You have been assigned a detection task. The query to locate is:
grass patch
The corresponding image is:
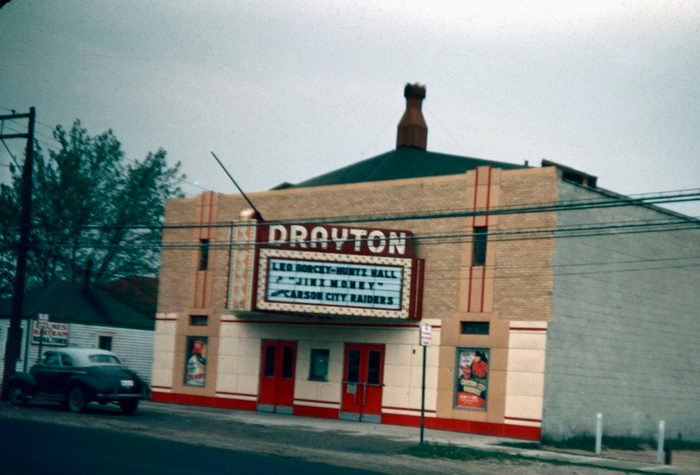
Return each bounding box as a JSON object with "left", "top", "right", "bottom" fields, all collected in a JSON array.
[
  {"left": 666, "top": 439, "right": 700, "bottom": 450},
  {"left": 403, "top": 442, "right": 667, "bottom": 474},
  {"left": 499, "top": 435, "right": 700, "bottom": 453},
  {"left": 403, "top": 443, "right": 521, "bottom": 463}
]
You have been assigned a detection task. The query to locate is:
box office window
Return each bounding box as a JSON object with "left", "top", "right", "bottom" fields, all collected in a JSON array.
[
  {"left": 472, "top": 227, "right": 487, "bottom": 266},
  {"left": 460, "top": 321, "right": 490, "bottom": 335},
  {"left": 184, "top": 337, "right": 207, "bottom": 387},
  {"left": 189, "top": 315, "right": 208, "bottom": 326},
  {"left": 455, "top": 348, "right": 489, "bottom": 410},
  {"left": 309, "top": 349, "right": 329, "bottom": 381}
]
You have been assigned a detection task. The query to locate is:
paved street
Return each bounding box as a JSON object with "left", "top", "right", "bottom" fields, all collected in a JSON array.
[
  {"left": 0, "top": 400, "right": 688, "bottom": 474},
  {"left": 1, "top": 417, "right": 377, "bottom": 475}
]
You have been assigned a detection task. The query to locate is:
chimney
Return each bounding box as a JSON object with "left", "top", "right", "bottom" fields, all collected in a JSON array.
[{"left": 396, "top": 83, "right": 428, "bottom": 150}]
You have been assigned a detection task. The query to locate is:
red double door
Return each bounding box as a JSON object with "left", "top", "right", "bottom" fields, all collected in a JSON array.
[
  {"left": 340, "top": 343, "right": 385, "bottom": 423},
  {"left": 258, "top": 340, "right": 297, "bottom": 414}
]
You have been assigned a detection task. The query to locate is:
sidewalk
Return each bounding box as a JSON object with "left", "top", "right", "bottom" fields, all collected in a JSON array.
[{"left": 146, "top": 401, "right": 697, "bottom": 474}]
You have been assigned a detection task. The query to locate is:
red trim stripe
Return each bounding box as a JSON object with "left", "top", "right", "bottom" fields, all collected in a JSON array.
[
  {"left": 152, "top": 392, "right": 256, "bottom": 411},
  {"left": 294, "top": 398, "right": 339, "bottom": 405},
  {"left": 216, "top": 391, "right": 257, "bottom": 398},
  {"left": 152, "top": 392, "right": 541, "bottom": 441},
  {"left": 467, "top": 266, "right": 474, "bottom": 311},
  {"left": 471, "top": 167, "right": 479, "bottom": 228},
  {"left": 480, "top": 265, "right": 486, "bottom": 313},
  {"left": 480, "top": 166, "right": 492, "bottom": 313},
  {"left": 509, "top": 327, "right": 547, "bottom": 332},
  {"left": 484, "top": 166, "right": 492, "bottom": 227},
  {"left": 382, "top": 405, "right": 437, "bottom": 414},
  {"left": 505, "top": 416, "right": 542, "bottom": 423},
  {"left": 155, "top": 318, "right": 177, "bottom": 322},
  {"left": 382, "top": 413, "right": 540, "bottom": 440}
]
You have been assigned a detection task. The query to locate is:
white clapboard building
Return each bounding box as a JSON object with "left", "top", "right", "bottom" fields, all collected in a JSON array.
[{"left": 0, "top": 278, "right": 155, "bottom": 383}]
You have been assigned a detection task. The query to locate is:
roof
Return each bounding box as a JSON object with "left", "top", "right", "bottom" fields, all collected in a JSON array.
[
  {"left": 289, "top": 147, "right": 525, "bottom": 189},
  {"left": 42, "top": 347, "right": 121, "bottom": 366},
  {"left": 0, "top": 281, "right": 154, "bottom": 330},
  {"left": 100, "top": 276, "right": 158, "bottom": 316}
]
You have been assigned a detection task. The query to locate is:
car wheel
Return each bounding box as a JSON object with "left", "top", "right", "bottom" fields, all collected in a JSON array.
[
  {"left": 8, "top": 382, "right": 29, "bottom": 406},
  {"left": 67, "top": 386, "right": 88, "bottom": 413},
  {"left": 119, "top": 399, "right": 139, "bottom": 415}
]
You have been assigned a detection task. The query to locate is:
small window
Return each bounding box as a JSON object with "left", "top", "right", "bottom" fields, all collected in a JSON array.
[
  {"left": 472, "top": 227, "right": 487, "bottom": 266},
  {"left": 60, "top": 354, "right": 74, "bottom": 367},
  {"left": 263, "top": 346, "right": 276, "bottom": 378},
  {"left": 198, "top": 239, "right": 210, "bottom": 270},
  {"left": 89, "top": 354, "right": 121, "bottom": 365},
  {"left": 190, "top": 315, "right": 208, "bottom": 326},
  {"left": 43, "top": 353, "right": 60, "bottom": 366},
  {"left": 367, "top": 350, "right": 382, "bottom": 385},
  {"left": 461, "top": 321, "right": 490, "bottom": 335},
  {"left": 282, "top": 346, "right": 295, "bottom": 379},
  {"left": 98, "top": 335, "right": 113, "bottom": 351},
  {"left": 309, "top": 349, "right": 329, "bottom": 381},
  {"left": 347, "top": 349, "right": 360, "bottom": 383}
]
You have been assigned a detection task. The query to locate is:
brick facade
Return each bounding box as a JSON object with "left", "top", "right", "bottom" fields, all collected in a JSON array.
[{"left": 153, "top": 165, "right": 561, "bottom": 440}]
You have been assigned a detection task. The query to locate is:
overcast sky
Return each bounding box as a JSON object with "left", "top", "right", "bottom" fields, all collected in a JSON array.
[{"left": 1, "top": 0, "right": 698, "bottom": 216}]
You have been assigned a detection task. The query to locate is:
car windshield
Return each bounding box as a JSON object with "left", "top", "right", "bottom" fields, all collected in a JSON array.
[{"left": 88, "top": 354, "right": 122, "bottom": 365}]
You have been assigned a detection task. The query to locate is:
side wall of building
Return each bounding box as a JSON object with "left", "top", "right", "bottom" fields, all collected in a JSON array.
[
  {"left": 543, "top": 181, "right": 700, "bottom": 440},
  {"left": 0, "top": 320, "right": 153, "bottom": 382}
]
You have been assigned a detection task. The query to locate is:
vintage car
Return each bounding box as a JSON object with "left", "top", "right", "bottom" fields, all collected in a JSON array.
[{"left": 6, "top": 347, "right": 150, "bottom": 415}]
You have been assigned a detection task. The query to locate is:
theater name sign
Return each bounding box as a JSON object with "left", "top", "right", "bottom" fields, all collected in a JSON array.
[{"left": 253, "top": 224, "right": 424, "bottom": 319}]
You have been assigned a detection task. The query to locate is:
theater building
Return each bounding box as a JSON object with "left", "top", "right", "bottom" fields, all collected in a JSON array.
[{"left": 152, "top": 85, "right": 700, "bottom": 441}]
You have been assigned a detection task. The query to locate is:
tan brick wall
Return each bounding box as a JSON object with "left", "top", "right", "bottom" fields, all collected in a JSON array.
[
  {"left": 156, "top": 166, "right": 559, "bottom": 426},
  {"left": 494, "top": 167, "right": 558, "bottom": 322}
]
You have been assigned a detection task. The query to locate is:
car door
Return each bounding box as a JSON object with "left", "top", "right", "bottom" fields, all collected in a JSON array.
[
  {"left": 55, "top": 352, "right": 79, "bottom": 391},
  {"left": 31, "top": 352, "right": 63, "bottom": 397}
]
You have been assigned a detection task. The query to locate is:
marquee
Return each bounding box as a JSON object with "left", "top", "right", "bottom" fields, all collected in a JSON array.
[{"left": 251, "top": 224, "right": 424, "bottom": 319}]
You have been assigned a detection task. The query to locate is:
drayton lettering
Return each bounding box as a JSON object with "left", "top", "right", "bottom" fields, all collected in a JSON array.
[{"left": 264, "top": 224, "right": 411, "bottom": 257}]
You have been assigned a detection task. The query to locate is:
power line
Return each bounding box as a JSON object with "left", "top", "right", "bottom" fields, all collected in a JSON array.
[
  {"left": 3, "top": 189, "right": 698, "bottom": 233},
  {"left": 9, "top": 218, "right": 698, "bottom": 252}
]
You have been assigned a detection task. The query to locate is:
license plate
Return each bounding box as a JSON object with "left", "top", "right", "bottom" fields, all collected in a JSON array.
[{"left": 120, "top": 380, "right": 134, "bottom": 387}]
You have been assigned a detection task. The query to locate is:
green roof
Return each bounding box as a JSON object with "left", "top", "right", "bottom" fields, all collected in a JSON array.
[
  {"left": 290, "top": 147, "right": 525, "bottom": 189},
  {"left": 0, "top": 281, "right": 154, "bottom": 330}
]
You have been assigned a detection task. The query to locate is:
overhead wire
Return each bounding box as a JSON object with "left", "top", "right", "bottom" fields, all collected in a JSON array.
[{"left": 2, "top": 188, "right": 698, "bottom": 233}]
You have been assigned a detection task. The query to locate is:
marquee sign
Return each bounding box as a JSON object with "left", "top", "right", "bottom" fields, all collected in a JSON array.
[
  {"left": 261, "top": 223, "right": 413, "bottom": 257},
  {"left": 251, "top": 224, "right": 424, "bottom": 319}
]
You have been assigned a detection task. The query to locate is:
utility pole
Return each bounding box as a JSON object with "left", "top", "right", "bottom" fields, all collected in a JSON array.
[{"left": 1, "top": 107, "right": 35, "bottom": 397}]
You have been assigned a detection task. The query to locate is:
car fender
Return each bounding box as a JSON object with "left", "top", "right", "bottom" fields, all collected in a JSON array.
[
  {"left": 7, "top": 373, "right": 38, "bottom": 393},
  {"left": 65, "top": 375, "right": 98, "bottom": 398}
]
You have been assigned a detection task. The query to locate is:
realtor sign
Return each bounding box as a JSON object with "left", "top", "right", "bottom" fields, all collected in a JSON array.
[
  {"left": 32, "top": 321, "right": 69, "bottom": 346},
  {"left": 252, "top": 224, "right": 424, "bottom": 319}
]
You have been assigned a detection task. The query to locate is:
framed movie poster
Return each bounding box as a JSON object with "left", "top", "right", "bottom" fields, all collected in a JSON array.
[
  {"left": 184, "top": 337, "right": 208, "bottom": 387},
  {"left": 454, "top": 348, "right": 489, "bottom": 410}
]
